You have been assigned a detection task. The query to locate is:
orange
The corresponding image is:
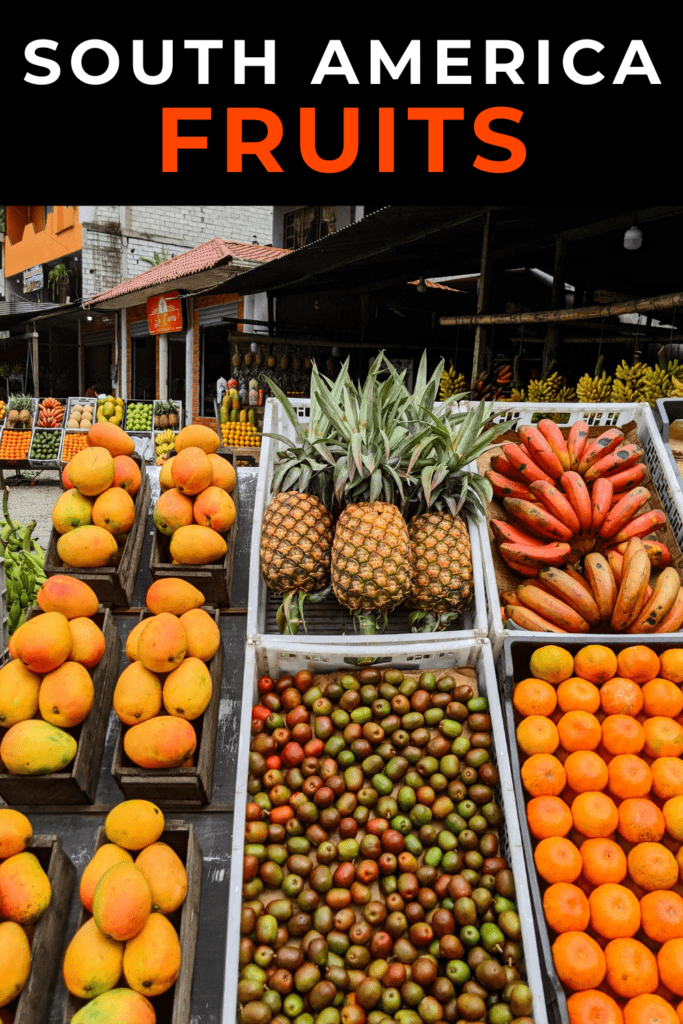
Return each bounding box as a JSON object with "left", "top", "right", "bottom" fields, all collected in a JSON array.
[
  {"left": 557, "top": 678, "right": 601, "bottom": 714},
  {"left": 607, "top": 754, "right": 653, "bottom": 799},
  {"left": 657, "top": 938, "right": 683, "bottom": 996},
  {"left": 513, "top": 677, "right": 558, "bottom": 717},
  {"left": 651, "top": 758, "right": 683, "bottom": 801},
  {"left": 574, "top": 645, "right": 618, "bottom": 685},
  {"left": 643, "top": 717, "right": 683, "bottom": 759},
  {"left": 617, "top": 646, "right": 661, "bottom": 685},
  {"left": 623, "top": 995, "right": 679, "bottom": 1024},
  {"left": 529, "top": 644, "right": 575, "bottom": 684},
  {"left": 543, "top": 881, "right": 590, "bottom": 933},
  {"left": 516, "top": 715, "right": 559, "bottom": 755},
  {"left": 659, "top": 650, "right": 683, "bottom": 684},
  {"left": 567, "top": 991, "right": 623, "bottom": 1024},
  {"left": 572, "top": 791, "right": 619, "bottom": 838},
  {"left": 617, "top": 798, "right": 665, "bottom": 844},
  {"left": 589, "top": 883, "right": 641, "bottom": 939},
  {"left": 527, "top": 795, "right": 573, "bottom": 839},
  {"left": 640, "top": 891, "right": 683, "bottom": 943},
  {"left": 627, "top": 842, "right": 679, "bottom": 892},
  {"left": 678, "top": 1002, "right": 683, "bottom": 1024},
  {"left": 641, "top": 678, "right": 683, "bottom": 719},
  {"left": 602, "top": 716, "right": 646, "bottom": 756},
  {"left": 552, "top": 931, "right": 606, "bottom": 991},
  {"left": 534, "top": 836, "right": 583, "bottom": 884},
  {"left": 600, "top": 677, "right": 644, "bottom": 717},
  {"left": 663, "top": 795, "right": 683, "bottom": 841},
  {"left": 521, "top": 753, "right": 567, "bottom": 797},
  {"left": 564, "top": 751, "right": 609, "bottom": 794},
  {"left": 604, "top": 938, "right": 658, "bottom": 999},
  {"left": 558, "top": 710, "right": 602, "bottom": 752},
  {"left": 581, "top": 838, "right": 628, "bottom": 886}
]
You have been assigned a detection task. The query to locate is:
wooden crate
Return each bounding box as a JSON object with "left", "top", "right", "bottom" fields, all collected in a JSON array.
[
  {"left": 44, "top": 459, "right": 150, "bottom": 607},
  {"left": 149, "top": 454, "right": 238, "bottom": 608},
  {"left": 111, "top": 609, "right": 223, "bottom": 807},
  {"left": 62, "top": 821, "right": 202, "bottom": 1024},
  {"left": 9, "top": 835, "right": 76, "bottom": 1024},
  {"left": 0, "top": 608, "right": 121, "bottom": 805}
]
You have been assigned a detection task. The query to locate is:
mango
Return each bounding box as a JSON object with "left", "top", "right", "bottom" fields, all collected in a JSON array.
[
  {"left": 0, "top": 661, "right": 41, "bottom": 726},
  {"left": 51, "top": 489, "right": 93, "bottom": 534},
  {"left": 0, "top": 851, "right": 51, "bottom": 925},
  {"left": 105, "top": 800, "right": 165, "bottom": 851},
  {"left": 12, "top": 610, "right": 72, "bottom": 673},
  {"left": 112, "top": 454, "right": 141, "bottom": 496},
  {"left": 125, "top": 619, "right": 148, "bottom": 662},
  {"left": 0, "top": 809, "right": 32, "bottom": 859},
  {"left": 113, "top": 663, "right": 162, "bottom": 725},
  {"left": 57, "top": 525, "right": 119, "bottom": 567},
  {"left": 134, "top": 842, "right": 188, "bottom": 914},
  {"left": 36, "top": 575, "right": 99, "bottom": 619},
  {"left": 87, "top": 422, "right": 135, "bottom": 458},
  {"left": 163, "top": 657, "right": 212, "bottom": 720},
  {"left": 38, "top": 661, "right": 94, "bottom": 728},
  {"left": 208, "top": 452, "right": 236, "bottom": 492},
  {"left": 93, "top": 862, "right": 152, "bottom": 941},
  {"left": 0, "top": 921, "right": 31, "bottom": 1007},
  {"left": 62, "top": 917, "right": 123, "bottom": 999},
  {"left": 68, "top": 617, "right": 106, "bottom": 669},
  {"left": 69, "top": 988, "right": 156, "bottom": 1024},
  {"left": 152, "top": 488, "right": 194, "bottom": 536},
  {"left": 124, "top": 716, "right": 197, "bottom": 769},
  {"left": 193, "top": 486, "right": 236, "bottom": 532},
  {"left": 175, "top": 423, "right": 220, "bottom": 454},
  {"left": 68, "top": 446, "right": 115, "bottom": 495},
  {"left": 145, "top": 578, "right": 204, "bottom": 616},
  {"left": 170, "top": 524, "right": 227, "bottom": 565},
  {"left": 92, "top": 486, "right": 136, "bottom": 536},
  {"left": 137, "top": 613, "right": 187, "bottom": 673},
  {"left": 123, "top": 912, "right": 181, "bottom": 997},
  {"left": 171, "top": 446, "right": 213, "bottom": 495},
  {"left": 0, "top": 720, "right": 77, "bottom": 775},
  {"left": 159, "top": 456, "right": 175, "bottom": 492},
  {"left": 178, "top": 608, "right": 221, "bottom": 662},
  {"left": 79, "top": 843, "right": 133, "bottom": 912},
  {"left": 62, "top": 463, "right": 75, "bottom": 490}
]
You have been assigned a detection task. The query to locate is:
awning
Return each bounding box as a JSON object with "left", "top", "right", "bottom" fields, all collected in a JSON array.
[{"left": 0, "top": 300, "right": 110, "bottom": 333}]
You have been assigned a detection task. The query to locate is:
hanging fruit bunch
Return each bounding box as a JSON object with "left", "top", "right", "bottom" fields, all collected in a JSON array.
[
  {"left": 438, "top": 363, "right": 469, "bottom": 400},
  {"left": 37, "top": 397, "right": 65, "bottom": 427}
]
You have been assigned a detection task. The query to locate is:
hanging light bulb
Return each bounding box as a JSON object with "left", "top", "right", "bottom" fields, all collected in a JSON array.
[
  {"left": 623, "top": 225, "right": 643, "bottom": 250},
  {"left": 417, "top": 275, "right": 427, "bottom": 293}
]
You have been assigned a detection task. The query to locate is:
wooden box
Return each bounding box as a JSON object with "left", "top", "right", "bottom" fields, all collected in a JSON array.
[
  {"left": 0, "top": 608, "right": 121, "bottom": 805},
  {"left": 62, "top": 821, "right": 202, "bottom": 1024},
  {"left": 111, "top": 609, "right": 223, "bottom": 807},
  {"left": 10, "top": 835, "right": 76, "bottom": 1024},
  {"left": 149, "top": 453, "right": 238, "bottom": 608},
  {"left": 44, "top": 458, "right": 150, "bottom": 608}
]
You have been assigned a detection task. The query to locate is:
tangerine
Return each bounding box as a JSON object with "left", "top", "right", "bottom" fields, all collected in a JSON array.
[
  {"left": 516, "top": 715, "right": 559, "bottom": 755},
  {"left": 618, "top": 798, "right": 665, "bottom": 844},
  {"left": 650, "top": 758, "right": 683, "bottom": 801},
  {"left": 604, "top": 938, "right": 658, "bottom": 999},
  {"left": 574, "top": 645, "right": 618, "bottom": 685},
  {"left": 623, "top": 995, "right": 679, "bottom": 1024},
  {"left": 552, "top": 931, "right": 606, "bottom": 991},
  {"left": 572, "top": 791, "right": 619, "bottom": 838},
  {"left": 558, "top": 710, "right": 602, "bottom": 752},
  {"left": 640, "top": 890, "right": 683, "bottom": 943},
  {"left": 589, "top": 883, "right": 641, "bottom": 939},
  {"left": 643, "top": 717, "right": 683, "bottom": 759},
  {"left": 627, "top": 842, "right": 679, "bottom": 892},
  {"left": 580, "top": 838, "right": 628, "bottom": 886},
  {"left": 657, "top": 938, "right": 683, "bottom": 996},
  {"left": 543, "top": 881, "right": 591, "bottom": 933},
  {"left": 513, "top": 677, "right": 558, "bottom": 717},
  {"left": 567, "top": 990, "right": 623, "bottom": 1024},
  {"left": 521, "top": 753, "right": 567, "bottom": 797},
  {"left": 557, "top": 678, "right": 602, "bottom": 714},
  {"left": 564, "top": 751, "right": 609, "bottom": 794},
  {"left": 641, "top": 679, "right": 683, "bottom": 719},
  {"left": 658, "top": 650, "right": 683, "bottom": 685},
  {"left": 534, "top": 836, "right": 583, "bottom": 884},
  {"left": 600, "top": 678, "right": 644, "bottom": 717},
  {"left": 616, "top": 647, "right": 661, "bottom": 685},
  {"left": 529, "top": 645, "right": 575, "bottom": 684},
  {"left": 607, "top": 754, "right": 653, "bottom": 800},
  {"left": 662, "top": 795, "right": 683, "bottom": 842},
  {"left": 527, "top": 795, "right": 573, "bottom": 839},
  {"left": 602, "top": 716, "right": 646, "bottom": 756}
]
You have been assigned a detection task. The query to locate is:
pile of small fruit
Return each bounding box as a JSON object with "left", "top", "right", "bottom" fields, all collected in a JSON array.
[
  {"left": 37, "top": 397, "right": 65, "bottom": 427},
  {"left": 96, "top": 395, "right": 125, "bottom": 426},
  {"left": 0, "top": 429, "right": 31, "bottom": 461},
  {"left": 66, "top": 401, "right": 94, "bottom": 430},
  {"left": 0, "top": 576, "right": 106, "bottom": 776},
  {"left": 239, "top": 663, "right": 534, "bottom": 1024},
  {"left": 513, "top": 643, "right": 683, "bottom": 1022},
  {"left": 30, "top": 429, "right": 61, "bottom": 461},
  {"left": 62, "top": 798, "right": 186, "bottom": 1021},
  {"left": 61, "top": 432, "right": 90, "bottom": 463},
  {"left": 0, "top": 400, "right": 5, "bottom": 421},
  {"left": 115, "top": 579, "right": 220, "bottom": 769},
  {"left": 154, "top": 428, "right": 177, "bottom": 465},
  {"left": 126, "top": 402, "right": 153, "bottom": 431},
  {"left": 221, "top": 419, "right": 261, "bottom": 448},
  {"left": 0, "top": 808, "right": 52, "bottom": 1008}
]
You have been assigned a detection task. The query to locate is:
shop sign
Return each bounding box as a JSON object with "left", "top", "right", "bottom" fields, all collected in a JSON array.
[
  {"left": 147, "top": 291, "right": 183, "bottom": 335},
  {"left": 23, "top": 264, "right": 43, "bottom": 293}
]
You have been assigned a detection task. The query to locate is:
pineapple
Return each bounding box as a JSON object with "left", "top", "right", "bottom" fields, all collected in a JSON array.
[
  {"left": 407, "top": 513, "right": 472, "bottom": 624},
  {"left": 8, "top": 394, "right": 34, "bottom": 430},
  {"left": 260, "top": 492, "right": 333, "bottom": 594}
]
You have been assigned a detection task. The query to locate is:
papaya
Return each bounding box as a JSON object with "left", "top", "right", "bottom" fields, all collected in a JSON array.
[
  {"left": 36, "top": 575, "right": 99, "bottom": 619},
  {"left": 67, "top": 446, "right": 116, "bottom": 495},
  {"left": 69, "top": 987, "right": 156, "bottom": 1024},
  {"left": 93, "top": 862, "right": 152, "bottom": 941},
  {"left": 92, "top": 486, "right": 136, "bottom": 536},
  {"left": 170, "top": 446, "right": 213, "bottom": 495},
  {"left": 170, "top": 524, "right": 227, "bottom": 565},
  {"left": 51, "top": 489, "right": 93, "bottom": 534},
  {"left": 57, "top": 524, "right": 119, "bottom": 567},
  {"left": 174, "top": 423, "right": 220, "bottom": 454},
  {"left": 193, "top": 486, "right": 236, "bottom": 532},
  {"left": 113, "top": 663, "right": 162, "bottom": 725},
  {"left": 208, "top": 452, "right": 236, "bottom": 492},
  {"left": 87, "top": 421, "right": 135, "bottom": 458},
  {"left": 178, "top": 608, "right": 221, "bottom": 662},
  {"left": 123, "top": 912, "right": 181, "bottom": 997},
  {"left": 12, "top": 610, "right": 72, "bottom": 673},
  {"left": 0, "top": 921, "right": 31, "bottom": 1007},
  {"left": 68, "top": 617, "right": 106, "bottom": 669},
  {"left": 0, "top": 660, "right": 41, "bottom": 727},
  {"left": 125, "top": 619, "right": 148, "bottom": 662},
  {"left": 38, "top": 661, "right": 94, "bottom": 728},
  {"left": 62, "top": 917, "right": 123, "bottom": 999},
  {"left": 162, "top": 657, "right": 212, "bottom": 720},
  {"left": 0, "top": 809, "right": 32, "bottom": 859},
  {"left": 152, "top": 488, "right": 194, "bottom": 536},
  {"left": 105, "top": 799, "right": 165, "bottom": 851},
  {"left": 0, "top": 851, "right": 51, "bottom": 925},
  {"left": 145, "top": 578, "right": 204, "bottom": 616},
  {"left": 112, "top": 454, "right": 141, "bottom": 496},
  {"left": 124, "top": 716, "right": 197, "bottom": 769},
  {"left": 79, "top": 843, "right": 133, "bottom": 913},
  {"left": 137, "top": 613, "right": 187, "bottom": 673},
  {"left": 0, "top": 720, "right": 77, "bottom": 775},
  {"left": 134, "top": 842, "right": 188, "bottom": 914}
]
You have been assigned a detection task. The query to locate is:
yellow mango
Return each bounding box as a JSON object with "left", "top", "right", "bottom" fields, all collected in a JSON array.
[
  {"left": 93, "top": 862, "right": 152, "bottom": 941},
  {"left": 136, "top": 613, "right": 187, "bottom": 673},
  {"left": 68, "top": 617, "right": 106, "bottom": 669},
  {"left": 175, "top": 424, "right": 220, "bottom": 454},
  {"left": 67, "top": 446, "right": 115, "bottom": 495},
  {"left": 134, "top": 842, "right": 188, "bottom": 914},
  {"left": 0, "top": 809, "right": 32, "bottom": 859},
  {"left": 0, "top": 720, "right": 77, "bottom": 775},
  {"left": 159, "top": 456, "right": 175, "bottom": 491},
  {"left": 79, "top": 843, "right": 133, "bottom": 913},
  {"left": 145, "top": 578, "right": 205, "bottom": 616},
  {"left": 178, "top": 608, "right": 221, "bottom": 662},
  {"left": 38, "top": 661, "right": 94, "bottom": 728},
  {"left": 51, "top": 489, "right": 93, "bottom": 534},
  {"left": 57, "top": 525, "right": 118, "bottom": 568},
  {"left": 92, "top": 486, "right": 136, "bottom": 536},
  {"left": 70, "top": 988, "right": 156, "bottom": 1024},
  {"left": 125, "top": 619, "right": 148, "bottom": 662},
  {"left": 0, "top": 851, "right": 51, "bottom": 925},
  {"left": 12, "top": 610, "right": 72, "bottom": 673},
  {"left": 62, "top": 917, "right": 123, "bottom": 999},
  {"left": 113, "top": 663, "right": 162, "bottom": 725},
  {"left": 123, "top": 912, "right": 181, "bottom": 997},
  {"left": 124, "top": 716, "right": 197, "bottom": 769},
  {"left": 105, "top": 800, "right": 165, "bottom": 851},
  {"left": 170, "top": 524, "right": 227, "bottom": 565},
  {"left": 0, "top": 921, "right": 31, "bottom": 1007},
  {"left": 0, "top": 661, "right": 41, "bottom": 727},
  {"left": 163, "top": 657, "right": 212, "bottom": 720},
  {"left": 37, "top": 575, "right": 99, "bottom": 619}
]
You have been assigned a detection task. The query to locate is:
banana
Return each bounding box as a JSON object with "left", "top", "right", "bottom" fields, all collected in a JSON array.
[
  {"left": 499, "top": 541, "right": 572, "bottom": 568},
  {"left": 528, "top": 481, "right": 581, "bottom": 535},
  {"left": 578, "top": 429, "right": 625, "bottom": 475},
  {"left": 516, "top": 584, "right": 591, "bottom": 632},
  {"left": 654, "top": 590, "right": 683, "bottom": 632},
  {"left": 537, "top": 567, "right": 602, "bottom": 627},
  {"left": 537, "top": 419, "right": 570, "bottom": 471},
  {"left": 611, "top": 509, "right": 667, "bottom": 545},
  {"left": 611, "top": 547, "right": 652, "bottom": 631},
  {"left": 560, "top": 472, "right": 592, "bottom": 534},
  {"left": 583, "top": 444, "right": 643, "bottom": 483},
  {"left": 504, "top": 604, "right": 567, "bottom": 633},
  {"left": 567, "top": 420, "right": 590, "bottom": 472},
  {"left": 502, "top": 497, "right": 574, "bottom": 542},
  {"left": 590, "top": 477, "right": 614, "bottom": 536},
  {"left": 627, "top": 567, "right": 681, "bottom": 633},
  {"left": 584, "top": 552, "right": 618, "bottom": 626},
  {"left": 599, "top": 487, "right": 651, "bottom": 540}
]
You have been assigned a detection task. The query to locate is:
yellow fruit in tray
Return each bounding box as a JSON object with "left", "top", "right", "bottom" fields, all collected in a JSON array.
[
  {"left": 62, "top": 917, "right": 124, "bottom": 999},
  {"left": 171, "top": 447, "right": 213, "bottom": 495},
  {"left": 145, "top": 578, "right": 205, "bottom": 617},
  {"left": 12, "top": 610, "right": 72, "bottom": 673},
  {"left": 159, "top": 456, "right": 175, "bottom": 491},
  {"left": 105, "top": 799, "right": 165, "bottom": 851},
  {"left": 208, "top": 453, "right": 236, "bottom": 492},
  {"left": 175, "top": 424, "right": 220, "bottom": 454},
  {"left": 170, "top": 524, "right": 227, "bottom": 565},
  {"left": 113, "top": 663, "right": 162, "bottom": 725},
  {"left": 68, "top": 617, "right": 106, "bottom": 669},
  {"left": 136, "top": 614, "right": 187, "bottom": 673},
  {"left": 0, "top": 719, "right": 77, "bottom": 775},
  {"left": 0, "top": 809, "right": 32, "bottom": 859},
  {"left": 153, "top": 488, "right": 194, "bottom": 536},
  {"left": 79, "top": 843, "right": 133, "bottom": 912},
  {"left": 57, "top": 525, "right": 119, "bottom": 567},
  {"left": 125, "top": 619, "right": 148, "bottom": 662},
  {"left": 123, "top": 913, "right": 181, "bottom": 997},
  {"left": 178, "top": 608, "right": 221, "bottom": 662},
  {"left": 134, "top": 843, "right": 187, "bottom": 914},
  {"left": 68, "top": 446, "right": 115, "bottom": 495},
  {"left": 52, "top": 489, "right": 93, "bottom": 534},
  {"left": 38, "top": 661, "right": 94, "bottom": 728},
  {"left": 0, "top": 661, "right": 41, "bottom": 727},
  {"left": 69, "top": 988, "right": 156, "bottom": 1024},
  {"left": 193, "top": 486, "right": 236, "bottom": 532},
  {"left": 87, "top": 421, "right": 135, "bottom": 457},
  {"left": 92, "top": 487, "right": 136, "bottom": 536},
  {"left": 112, "top": 454, "right": 141, "bottom": 496},
  {"left": 93, "top": 863, "right": 152, "bottom": 941},
  {"left": 0, "top": 921, "right": 31, "bottom": 1007},
  {"left": 162, "top": 657, "right": 212, "bottom": 720},
  {"left": 36, "top": 575, "right": 99, "bottom": 619},
  {"left": 0, "top": 851, "right": 51, "bottom": 925},
  {"left": 124, "top": 716, "right": 197, "bottom": 769}
]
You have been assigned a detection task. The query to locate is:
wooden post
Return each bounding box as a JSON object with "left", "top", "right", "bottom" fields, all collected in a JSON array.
[
  {"left": 471, "top": 211, "right": 494, "bottom": 387},
  {"left": 29, "top": 330, "right": 39, "bottom": 397},
  {"left": 542, "top": 238, "right": 566, "bottom": 378}
]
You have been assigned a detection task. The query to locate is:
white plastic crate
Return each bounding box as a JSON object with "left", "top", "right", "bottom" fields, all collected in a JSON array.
[
  {"left": 472, "top": 402, "right": 683, "bottom": 657},
  {"left": 247, "top": 397, "right": 488, "bottom": 646},
  {"left": 224, "top": 635, "right": 547, "bottom": 1024}
]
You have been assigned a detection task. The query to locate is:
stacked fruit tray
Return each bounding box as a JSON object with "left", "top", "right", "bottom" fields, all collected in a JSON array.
[{"left": 28, "top": 428, "right": 62, "bottom": 468}]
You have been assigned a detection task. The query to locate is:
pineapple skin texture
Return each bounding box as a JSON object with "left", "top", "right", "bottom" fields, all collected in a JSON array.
[
  {"left": 260, "top": 492, "right": 333, "bottom": 593},
  {"left": 331, "top": 502, "right": 412, "bottom": 613},
  {"left": 407, "top": 512, "right": 473, "bottom": 615}
]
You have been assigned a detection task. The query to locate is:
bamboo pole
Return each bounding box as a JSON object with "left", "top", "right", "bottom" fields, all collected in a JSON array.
[{"left": 441, "top": 290, "right": 683, "bottom": 327}]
